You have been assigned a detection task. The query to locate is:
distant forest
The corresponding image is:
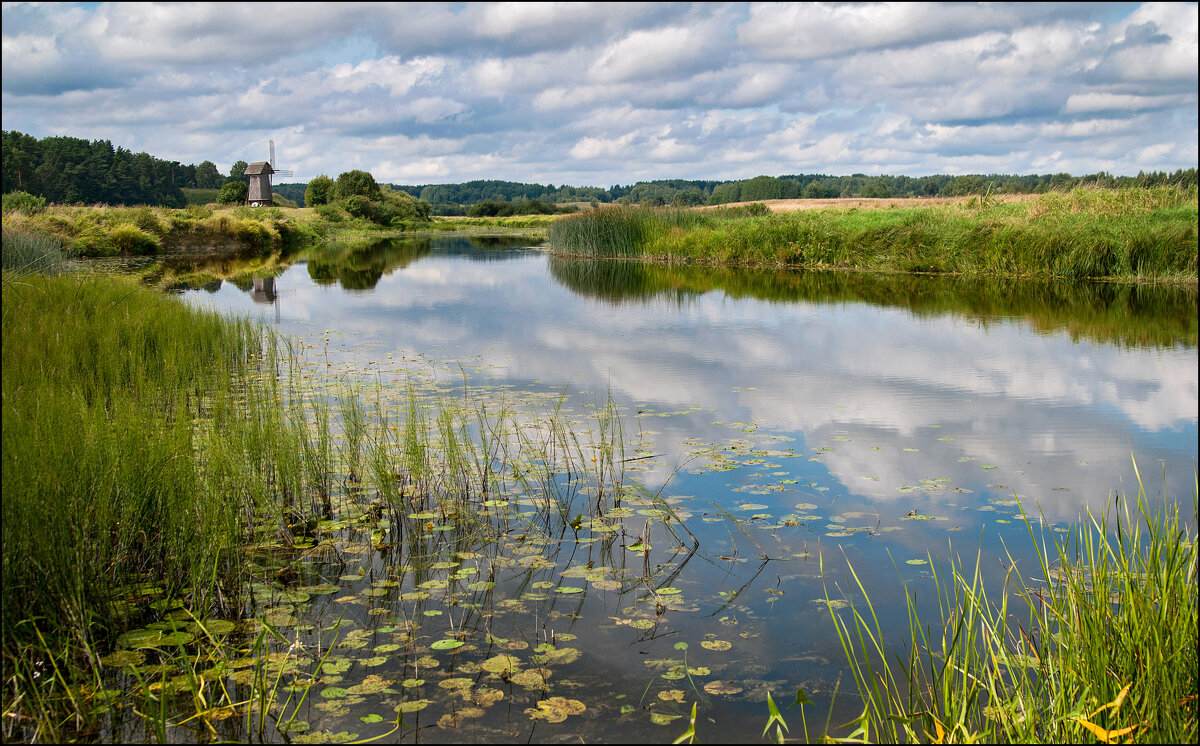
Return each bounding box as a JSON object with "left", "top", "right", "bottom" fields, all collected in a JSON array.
[{"left": 4, "top": 130, "right": 1196, "bottom": 213}]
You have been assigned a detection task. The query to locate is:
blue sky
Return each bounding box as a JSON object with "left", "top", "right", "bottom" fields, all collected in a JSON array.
[{"left": 2, "top": 2, "right": 1196, "bottom": 187}]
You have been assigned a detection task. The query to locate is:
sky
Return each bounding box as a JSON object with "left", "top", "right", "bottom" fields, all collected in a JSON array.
[{"left": 2, "top": 2, "right": 1197, "bottom": 188}]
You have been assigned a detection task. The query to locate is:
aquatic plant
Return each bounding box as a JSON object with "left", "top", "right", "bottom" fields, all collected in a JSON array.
[
  {"left": 1, "top": 226, "right": 73, "bottom": 278},
  {"left": 826, "top": 465, "right": 1198, "bottom": 743}
]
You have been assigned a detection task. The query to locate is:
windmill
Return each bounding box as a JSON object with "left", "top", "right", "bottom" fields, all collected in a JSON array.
[{"left": 246, "top": 140, "right": 294, "bottom": 207}]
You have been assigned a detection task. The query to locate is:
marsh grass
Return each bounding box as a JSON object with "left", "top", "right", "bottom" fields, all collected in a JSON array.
[
  {"left": 2, "top": 269, "right": 666, "bottom": 741},
  {"left": 546, "top": 186, "right": 1198, "bottom": 281},
  {"left": 827, "top": 466, "right": 1198, "bottom": 743},
  {"left": 2, "top": 226, "right": 75, "bottom": 278},
  {"left": 2, "top": 203, "right": 325, "bottom": 257}
]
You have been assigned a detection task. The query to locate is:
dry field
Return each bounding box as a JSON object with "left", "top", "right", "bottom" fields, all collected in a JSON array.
[{"left": 700, "top": 194, "right": 1040, "bottom": 213}]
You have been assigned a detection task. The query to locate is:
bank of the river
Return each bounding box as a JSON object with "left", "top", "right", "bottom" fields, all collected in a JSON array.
[
  {"left": 547, "top": 186, "right": 1199, "bottom": 282},
  {"left": 0, "top": 200, "right": 564, "bottom": 263}
]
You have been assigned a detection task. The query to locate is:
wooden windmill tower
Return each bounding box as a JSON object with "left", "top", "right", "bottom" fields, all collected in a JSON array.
[{"left": 246, "top": 140, "right": 293, "bottom": 207}]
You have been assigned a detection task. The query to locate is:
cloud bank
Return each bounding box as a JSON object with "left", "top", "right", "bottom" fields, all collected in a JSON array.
[{"left": 2, "top": 2, "right": 1196, "bottom": 186}]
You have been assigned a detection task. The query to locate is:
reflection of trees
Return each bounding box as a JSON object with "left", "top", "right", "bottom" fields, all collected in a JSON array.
[
  {"left": 302, "top": 234, "right": 543, "bottom": 289},
  {"left": 548, "top": 257, "right": 1197, "bottom": 348},
  {"left": 304, "top": 237, "right": 432, "bottom": 291}
]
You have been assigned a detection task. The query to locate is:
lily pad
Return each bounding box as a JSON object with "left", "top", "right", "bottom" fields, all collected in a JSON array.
[
  {"left": 430, "top": 639, "right": 464, "bottom": 651},
  {"left": 704, "top": 680, "right": 744, "bottom": 695}
]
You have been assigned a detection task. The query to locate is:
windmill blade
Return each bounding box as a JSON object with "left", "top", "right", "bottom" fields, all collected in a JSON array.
[{"left": 269, "top": 140, "right": 276, "bottom": 169}]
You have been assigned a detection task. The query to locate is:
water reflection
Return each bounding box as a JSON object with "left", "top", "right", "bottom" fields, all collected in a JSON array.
[
  {"left": 548, "top": 257, "right": 1198, "bottom": 348},
  {"left": 170, "top": 234, "right": 1196, "bottom": 741}
]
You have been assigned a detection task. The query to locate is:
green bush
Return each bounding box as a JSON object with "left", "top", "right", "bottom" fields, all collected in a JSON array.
[
  {"left": 72, "top": 230, "right": 118, "bottom": 257},
  {"left": 305, "top": 175, "right": 335, "bottom": 207},
  {"left": 2, "top": 191, "right": 47, "bottom": 215},
  {"left": 335, "top": 170, "right": 381, "bottom": 201},
  {"left": 109, "top": 224, "right": 160, "bottom": 255},
  {"left": 314, "top": 203, "right": 344, "bottom": 222},
  {"left": 130, "top": 207, "right": 167, "bottom": 236},
  {"left": 217, "top": 181, "right": 248, "bottom": 205}
]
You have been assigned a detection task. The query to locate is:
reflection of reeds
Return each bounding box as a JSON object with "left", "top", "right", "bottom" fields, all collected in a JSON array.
[
  {"left": 547, "top": 255, "right": 1198, "bottom": 348},
  {"left": 827, "top": 467, "right": 1197, "bottom": 743}
]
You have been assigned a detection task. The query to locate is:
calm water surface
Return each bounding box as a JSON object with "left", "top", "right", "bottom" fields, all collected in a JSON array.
[{"left": 173, "top": 235, "right": 1196, "bottom": 743}]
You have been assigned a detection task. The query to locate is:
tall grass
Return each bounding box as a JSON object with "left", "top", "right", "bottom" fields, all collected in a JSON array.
[
  {"left": 2, "top": 227, "right": 74, "bottom": 277},
  {"left": 2, "top": 270, "right": 653, "bottom": 741},
  {"left": 546, "top": 186, "right": 1198, "bottom": 281},
  {"left": 827, "top": 466, "right": 1198, "bottom": 743}
]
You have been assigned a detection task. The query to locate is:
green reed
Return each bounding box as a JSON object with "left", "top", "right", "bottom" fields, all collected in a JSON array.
[
  {"left": 2, "top": 268, "right": 703, "bottom": 743},
  {"left": 546, "top": 187, "right": 1198, "bottom": 281},
  {"left": 2, "top": 227, "right": 74, "bottom": 278},
  {"left": 826, "top": 464, "right": 1197, "bottom": 743}
]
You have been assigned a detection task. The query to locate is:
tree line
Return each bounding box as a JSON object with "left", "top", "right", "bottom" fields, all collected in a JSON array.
[
  {"left": 4, "top": 129, "right": 1195, "bottom": 211},
  {"left": 0, "top": 130, "right": 275, "bottom": 208}
]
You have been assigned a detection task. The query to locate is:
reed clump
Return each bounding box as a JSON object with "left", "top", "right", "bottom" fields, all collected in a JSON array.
[
  {"left": 828, "top": 467, "right": 1198, "bottom": 743},
  {"left": 2, "top": 226, "right": 74, "bottom": 277},
  {"left": 546, "top": 186, "right": 1198, "bottom": 281}
]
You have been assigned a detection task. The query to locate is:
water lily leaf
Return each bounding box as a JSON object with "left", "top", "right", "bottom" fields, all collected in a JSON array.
[
  {"left": 394, "top": 699, "right": 431, "bottom": 713},
  {"left": 526, "top": 696, "right": 585, "bottom": 723},
  {"left": 347, "top": 675, "right": 391, "bottom": 695},
  {"left": 704, "top": 680, "right": 744, "bottom": 695},
  {"left": 659, "top": 689, "right": 685, "bottom": 703},
  {"left": 430, "top": 639, "right": 463, "bottom": 651},
  {"left": 906, "top": 559, "right": 929, "bottom": 565},
  {"left": 509, "top": 669, "right": 550, "bottom": 689},
  {"left": 438, "top": 677, "right": 474, "bottom": 691},
  {"left": 117, "top": 628, "right": 164, "bottom": 649},
  {"left": 700, "top": 640, "right": 732, "bottom": 651},
  {"left": 321, "top": 687, "right": 349, "bottom": 699},
  {"left": 650, "top": 712, "right": 683, "bottom": 725},
  {"left": 194, "top": 619, "right": 237, "bottom": 636},
  {"left": 359, "top": 714, "right": 384, "bottom": 724},
  {"left": 481, "top": 654, "right": 522, "bottom": 675},
  {"left": 100, "top": 650, "right": 145, "bottom": 667},
  {"left": 401, "top": 678, "right": 425, "bottom": 688},
  {"left": 535, "top": 647, "right": 580, "bottom": 666}
]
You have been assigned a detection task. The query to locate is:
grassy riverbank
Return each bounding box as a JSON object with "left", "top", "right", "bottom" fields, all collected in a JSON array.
[
  {"left": 828, "top": 475, "right": 1197, "bottom": 744},
  {"left": 547, "top": 186, "right": 1198, "bottom": 281},
  {"left": 2, "top": 203, "right": 329, "bottom": 256},
  {"left": 1, "top": 201, "right": 446, "bottom": 258}
]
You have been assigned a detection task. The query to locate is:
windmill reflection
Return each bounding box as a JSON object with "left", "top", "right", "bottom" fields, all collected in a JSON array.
[{"left": 250, "top": 276, "right": 280, "bottom": 323}]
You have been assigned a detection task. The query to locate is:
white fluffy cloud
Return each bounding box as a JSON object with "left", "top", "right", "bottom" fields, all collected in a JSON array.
[{"left": 2, "top": 2, "right": 1195, "bottom": 185}]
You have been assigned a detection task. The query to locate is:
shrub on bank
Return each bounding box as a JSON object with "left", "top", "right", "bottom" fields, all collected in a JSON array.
[{"left": 2, "top": 190, "right": 47, "bottom": 215}]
